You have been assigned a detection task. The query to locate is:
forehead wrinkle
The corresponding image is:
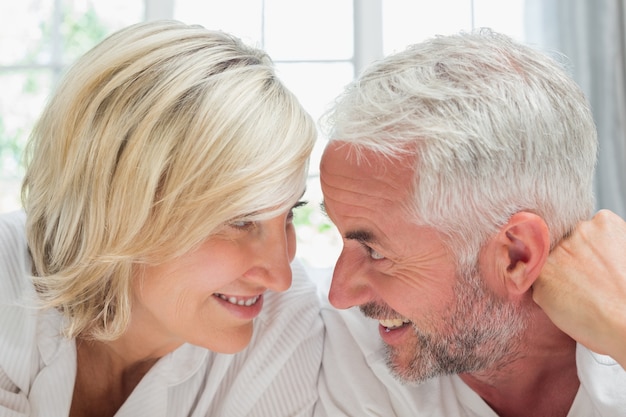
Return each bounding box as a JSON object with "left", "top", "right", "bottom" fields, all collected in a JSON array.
[
  {"left": 322, "top": 141, "right": 416, "bottom": 184},
  {"left": 321, "top": 176, "right": 403, "bottom": 217},
  {"left": 321, "top": 171, "right": 402, "bottom": 203}
]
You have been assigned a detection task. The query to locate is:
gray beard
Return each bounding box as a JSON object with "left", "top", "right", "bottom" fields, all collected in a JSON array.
[{"left": 361, "top": 264, "right": 529, "bottom": 383}]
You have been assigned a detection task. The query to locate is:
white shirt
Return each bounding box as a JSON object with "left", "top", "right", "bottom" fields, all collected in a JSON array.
[
  {"left": 0, "top": 211, "right": 323, "bottom": 417},
  {"left": 315, "top": 299, "right": 626, "bottom": 416}
]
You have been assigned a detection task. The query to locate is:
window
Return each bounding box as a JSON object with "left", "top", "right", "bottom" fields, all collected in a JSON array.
[
  {"left": 383, "top": 0, "right": 525, "bottom": 55},
  {"left": 0, "top": 0, "right": 524, "bottom": 269},
  {"left": 0, "top": 0, "right": 142, "bottom": 211}
]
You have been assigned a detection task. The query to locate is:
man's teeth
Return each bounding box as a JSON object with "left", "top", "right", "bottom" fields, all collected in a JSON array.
[
  {"left": 215, "top": 293, "right": 260, "bottom": 307},
  {"left": 379, "top": 318, "right": 411, "bottom": 329}
]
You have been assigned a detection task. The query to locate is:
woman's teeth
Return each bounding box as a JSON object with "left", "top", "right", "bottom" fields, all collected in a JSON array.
[
  {"left": 215, "top": 293, "right": 260, "bottom": 307},
  {"left": 379, "top": 318, "right": 411, "bottom": 330}
]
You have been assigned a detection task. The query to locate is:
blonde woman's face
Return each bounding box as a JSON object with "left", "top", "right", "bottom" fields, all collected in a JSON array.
[{"left": 130, "top": 205, "right": 300, "bottom": 354}]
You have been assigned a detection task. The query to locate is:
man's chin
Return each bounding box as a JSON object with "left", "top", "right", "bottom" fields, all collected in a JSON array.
[
  {"left": 383, "top": 344, "right": 441, "bottom": 384},
  {"left": 383, "top": 340, "right": 485, "bottom": 384}
]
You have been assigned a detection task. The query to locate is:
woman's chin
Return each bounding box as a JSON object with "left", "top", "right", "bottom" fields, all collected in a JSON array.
[{"left": 201, "top": 323, "right": 254, "bottom": 354}]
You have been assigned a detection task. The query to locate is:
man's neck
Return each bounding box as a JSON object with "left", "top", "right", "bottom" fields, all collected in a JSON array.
[{"left": 459, "top": 311, "right": 579, "bottom": 417}]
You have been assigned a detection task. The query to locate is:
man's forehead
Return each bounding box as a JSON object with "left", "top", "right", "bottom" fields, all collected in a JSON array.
[
  {"left": 320, "top": 141, "right": 416, "bottom": 181},
  {"left": 320, "top": 141, "right": 416, "bottom": 225}
]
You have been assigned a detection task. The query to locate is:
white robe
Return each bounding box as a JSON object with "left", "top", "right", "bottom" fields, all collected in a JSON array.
[
  {"left": 0, "top": 211, "right": 323, "bottom": 417},
  {"left": 315, "top": 293, "right": 626, "bottom": 416}
]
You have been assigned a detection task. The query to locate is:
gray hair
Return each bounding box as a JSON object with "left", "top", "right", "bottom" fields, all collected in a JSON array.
[{"left": 323, "top": 29, "right": 597, "bottom": 265}]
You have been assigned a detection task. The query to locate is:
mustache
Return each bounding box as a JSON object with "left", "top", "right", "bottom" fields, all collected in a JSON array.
[{"left": 360, "top": 302, "right": 404, "bottom": 320}]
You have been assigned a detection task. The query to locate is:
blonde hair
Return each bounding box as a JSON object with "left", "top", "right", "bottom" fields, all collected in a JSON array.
[{"left": 22, "top": 20, "right": 316, "bottom": 340}]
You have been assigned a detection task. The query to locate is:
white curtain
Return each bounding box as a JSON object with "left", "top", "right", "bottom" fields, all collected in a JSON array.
[{"left": 525, "top": 0, "right": 626, "bottom": 218}]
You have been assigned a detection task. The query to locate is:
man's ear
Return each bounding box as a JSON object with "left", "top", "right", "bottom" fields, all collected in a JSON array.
[{"left": 496, "top": 212, "right": 550, "bottom": 295}]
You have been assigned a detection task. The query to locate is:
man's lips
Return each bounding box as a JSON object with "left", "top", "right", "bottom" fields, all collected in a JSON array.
[{"left": 378, "top": 317, "right": 411, "bottom": 330}]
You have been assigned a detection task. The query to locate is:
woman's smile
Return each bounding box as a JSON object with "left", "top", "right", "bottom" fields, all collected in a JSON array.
[{"left": 213, "top": 292, "right": 265, "bottom": 320}]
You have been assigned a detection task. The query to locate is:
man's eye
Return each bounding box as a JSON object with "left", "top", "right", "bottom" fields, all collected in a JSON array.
[{"left": 367, "top": 246, "right": 385, "bottom": 260}]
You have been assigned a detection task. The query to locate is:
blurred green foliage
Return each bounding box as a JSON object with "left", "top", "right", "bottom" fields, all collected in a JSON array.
[
  {"left": 294, "top": 202, "right": 334, "bottom": 232},
  {"left": 0, "top": 5, "right": 108, "bottom": 177}
]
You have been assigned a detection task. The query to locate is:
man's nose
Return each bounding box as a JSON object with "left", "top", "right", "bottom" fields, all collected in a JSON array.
[{"left": 328, "top": 248, "right": 374, "bottom": 309}]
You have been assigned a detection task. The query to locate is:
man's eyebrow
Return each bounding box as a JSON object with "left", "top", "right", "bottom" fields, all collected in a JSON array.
[
  {"left": 319, "top": 201, "right": 377, "bottom": 244},
  {"left": 345, "top": 229, "right": 377, "bottom": 244}
]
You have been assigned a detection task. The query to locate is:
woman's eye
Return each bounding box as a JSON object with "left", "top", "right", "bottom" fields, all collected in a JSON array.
[
  {"left": 230, "top": 220, "right": 254, "bottom": 230},
  {"left": 287, "top": 200, "right": 308, "bottom": 222}
]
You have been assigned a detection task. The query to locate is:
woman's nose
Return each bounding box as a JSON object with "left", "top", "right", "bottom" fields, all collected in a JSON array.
[{"left": 246, "top": 216, "right": 295, "bottom": 292}]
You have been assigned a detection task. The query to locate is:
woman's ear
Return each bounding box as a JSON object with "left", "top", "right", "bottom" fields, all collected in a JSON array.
[{"left": 496, "top": 212, "right": 550, "bottom": 295}]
